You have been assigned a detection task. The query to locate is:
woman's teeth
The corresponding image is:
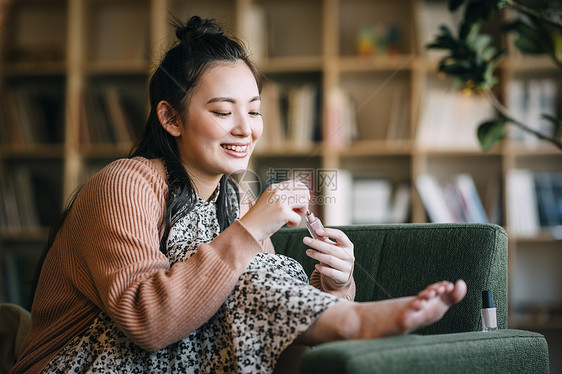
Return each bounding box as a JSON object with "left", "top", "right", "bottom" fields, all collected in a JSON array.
[{"left": 221, "top": 144, "right": 247, "bottom": 152}]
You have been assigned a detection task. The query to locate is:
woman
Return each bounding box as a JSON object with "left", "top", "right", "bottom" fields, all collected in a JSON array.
[{"left": 12, "top": 16, "right": 466, "bottom": 374}]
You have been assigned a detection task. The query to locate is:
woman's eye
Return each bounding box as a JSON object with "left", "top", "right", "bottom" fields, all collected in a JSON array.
[
  {"left": 249, "top": 111, "right": 261, "bottom": 117},
  {"left": 212, "top": 111, "right": 230, "bottom": 118}
]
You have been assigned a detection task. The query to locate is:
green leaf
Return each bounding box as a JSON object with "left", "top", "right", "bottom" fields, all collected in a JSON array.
[
  {"left": 507, "top": 20, "right": 546, "bottom": 55},
  {"left": 478, "top": 119, "right": 506, "bottom": 152},
  {"left": 542, "top": 114, "right": 562, "bottom": 136},
  {"left": 464, "top": 1, "right": 491, "bottom": 24},
  {"left": 465, "top": 22, "right": 482, "bottom": 46},
  {"left": 473, "top": 34, "right": 493, "bottom": 55},
  {"left": 449, "top": 0, "right": 466, "bottom": 12},
  {"left": 515, "top": 36, "right": 545, "bottom": 54}
]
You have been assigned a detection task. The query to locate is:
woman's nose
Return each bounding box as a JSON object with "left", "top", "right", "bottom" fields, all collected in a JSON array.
[{"left": 231, "top": 112, "right": 252, "bottom": 137}]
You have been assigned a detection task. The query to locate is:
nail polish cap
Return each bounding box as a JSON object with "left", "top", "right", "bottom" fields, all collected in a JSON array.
[{"left": 482, "top": 290, "right": 495, "bottom": 309}]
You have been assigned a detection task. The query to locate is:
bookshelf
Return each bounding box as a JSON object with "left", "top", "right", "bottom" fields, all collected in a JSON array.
[{"left": 0, "top": 0, "right": 561, "bottom": 339}]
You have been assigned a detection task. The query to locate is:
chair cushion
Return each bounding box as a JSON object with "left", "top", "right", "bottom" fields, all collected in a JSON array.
[{"left": 300, "top": 329, "right": 549, "bottom": 374}]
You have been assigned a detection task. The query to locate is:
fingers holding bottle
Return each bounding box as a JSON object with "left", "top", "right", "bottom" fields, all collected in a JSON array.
[
  {"left": 304, "top": 227, "right": 355, "bottom": 287},
  {"left": 265, "top": 180, "right": 310, "bottom": 226},
  {"left": 240, "top": 179, "right": 310, "bottom": 241}
]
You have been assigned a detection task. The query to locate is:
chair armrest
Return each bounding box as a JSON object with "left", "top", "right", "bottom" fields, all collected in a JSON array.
[
  {"left": 272, "top": 223, "right": 508, "bottom": 334},
  {"left": 299, "top": 329, "right": 549, "bottom": 374}
]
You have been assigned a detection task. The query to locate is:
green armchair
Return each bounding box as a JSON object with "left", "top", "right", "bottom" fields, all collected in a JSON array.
[{"left": 271, "top": 223, "right": 550, "bottom": 374}]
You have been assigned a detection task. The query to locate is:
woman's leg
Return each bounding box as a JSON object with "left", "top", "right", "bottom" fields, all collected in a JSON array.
[{"left": 294, "top": 280, "right": 467, "bottom": 345}]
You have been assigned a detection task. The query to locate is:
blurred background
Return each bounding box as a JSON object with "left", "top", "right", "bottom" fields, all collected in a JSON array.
[{"left": 0, "top": 0, "right": 561, "bottom": 371}]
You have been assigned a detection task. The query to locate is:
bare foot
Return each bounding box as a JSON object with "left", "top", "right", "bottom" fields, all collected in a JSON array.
[
  {"left": 353, "top": 279, "right": 467, "bottom": 339},
  {"left": 396, "top": 280, "right": 467, "bottom": 334},
  {"left": 295, "top": 280, "right": 467, "bottom": 345}
]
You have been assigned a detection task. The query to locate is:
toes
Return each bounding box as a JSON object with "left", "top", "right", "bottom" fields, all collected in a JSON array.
[
  {"left": 451, "top": 280, "right": 467, "bottom": 303},
  {"left": 409, "top": 298, "right": 424, "bottom": 311}
]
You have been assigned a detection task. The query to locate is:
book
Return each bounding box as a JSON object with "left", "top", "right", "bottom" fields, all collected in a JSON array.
[
  {"left": 323, "top": 169, "right": 353, "bottom": 226},
  {"left": 325, "top": 87, "right": 357, "bottom": 147},
  {"left": 416, "top": 88, "right": 495, "bottom": 150},
  {"left": 258, "top": 81, "right": 321, "bottom": 149},
  {"left": 105, "top": 88, "right": 136, "bottom": 144},
  {"left": 257, "top": 81, "right": 285, "bottom": 150},
  {"left": 81, "top": 87, "right": 141, "bottom": 145},
  {"left": 507, "top": 79, "right": 558, "bottom": 146},
  {"left": 454, "top": 173, "right": 489, "bottom": 223},
  {"left": 387, "top": 182, "right": 411, "bottom": 223},
  {"left": 386, "top": 85, "right": 409, "bottom": 142},
  {"left": 287, "top": 84, "right": 319, "bottom": 149},
  {"left": 506, "top": 79, "right": 527, "bottom": 141},
  {"left": 416, "top": 173, "right": 455, "bottom": 223},
  {"left": 352, "top": 177, "right": 392, "bottom": 224},
  {"left": 0, "top": 86, "right": 63, "bottom": 145},
  {"left": 506, "top": 169, "right": 540, "bottom": 237},
  {"left": 416, "top": 173, "right": 490, "bottom": 223}
]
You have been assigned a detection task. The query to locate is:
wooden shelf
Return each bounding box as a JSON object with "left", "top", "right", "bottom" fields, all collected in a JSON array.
[
  {"left": 253, "top": 144, "right": 324, "bottom": 157},
  {"left": 338, "top": 55, "right": 415, "bottom": 72},
  {"left": 1, "top": 0, "right": 561, "bottom": 333},
  {"left": 414, "top": 146, "right": 503, "bottom": 156},
  {"left": 505, "top": 142, "right": 562, "bottom": 156},
  {"left": 510, "top": 311, "right": 562, "bottom": 330},
  {"left": 339, "top": 140, "right": 414, "bottom": 156},
  {"left": 259, "top": 56, "right": 324, "bottom": 73},
  {"left": 0, "top": 144, "right": 65, "bottom": 158},
  {"left": 0, "top": 228, "right": 50, "bottom": 242},
  {"left": 0, "top": 61, "right": 67, "bottom": 76},
  {"left": 501, "top": 56, "right": 559, "bottom": 72},
  {"left": 510, "top": 229, "right": 562, "bottom": 243},
  {"left": 78, "top": 143, "right": 134, "bottom": 158},
  {"left": 82, "top": 60, "right": 150, "bottom": 76}
]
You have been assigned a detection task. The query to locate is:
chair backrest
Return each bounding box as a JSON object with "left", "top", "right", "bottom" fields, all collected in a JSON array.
[
  {"left": 0, "top": 303, "right": 31, "bottom": 373},
  {"left": 271, "top": 223, "right": 508, "bottom": 335}
]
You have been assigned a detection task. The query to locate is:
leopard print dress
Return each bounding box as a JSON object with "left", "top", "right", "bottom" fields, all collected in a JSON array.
[{"left": 43, "top": 184, "right": 339, "bottom": 373}]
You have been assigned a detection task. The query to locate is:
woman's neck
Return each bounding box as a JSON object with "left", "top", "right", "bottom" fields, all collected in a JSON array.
[{"left": 183, "top": 165, "right": 222, "bottom": 201}]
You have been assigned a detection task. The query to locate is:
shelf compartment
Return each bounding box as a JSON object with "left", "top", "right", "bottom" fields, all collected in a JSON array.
[
  {"left": 169, "top": 0, "right": 237, "bottom": 36},
  {"left": 79, "top": 75, "right": 148, "bottom": 148},
  {"left": 1, "top": 0, "right": 67, "bottom": 64},
  {"left": 257, "top": 0, "right": 323, "bottom": 59},
  {"left": 84, "top": 0, "right": 150, "bottom": 64},
  {"left": 510, "top": 242, "right": 562, "bottom": 328},
  {"left": 0, "top": 242, "right": 45, "bottom": 309},
  {"left": 339, "top": 70, "right": 412, "bottom": 143},
  {"left": 0, "top": 75, "right": 66, "bottom": 146},
  {"left": 338, "top": 0, "right": 415, "bottom": 58},
  {"left": 0, "top": 159, "right": 64, "bottom": 231}
]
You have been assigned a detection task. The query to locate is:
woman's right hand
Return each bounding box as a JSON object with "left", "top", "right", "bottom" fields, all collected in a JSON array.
[{"left": 239, "top": 180, "right": 310, "bottom": 242}]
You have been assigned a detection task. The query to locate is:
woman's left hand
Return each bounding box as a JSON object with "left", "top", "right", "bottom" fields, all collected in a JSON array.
[{"left": 303, "top": 227, "right": 355, "bottom": 288}]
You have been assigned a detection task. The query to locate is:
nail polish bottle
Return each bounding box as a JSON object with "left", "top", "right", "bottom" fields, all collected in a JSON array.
[
  {"left": 305, "top": 211, "right": 325, "bottom": 240},
  {"left": 481, "top": 290, "right": 498, "bottom": 332}
]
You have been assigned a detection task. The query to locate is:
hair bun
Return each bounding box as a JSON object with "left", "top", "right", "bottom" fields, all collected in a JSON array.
[{"left": 175, "top": 16, "right": 223, "bottom": 42}]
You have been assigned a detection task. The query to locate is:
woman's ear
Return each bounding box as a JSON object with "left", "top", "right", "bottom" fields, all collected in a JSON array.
[{"left": 157, "top": 101, "right": 182, "bottom": 137}]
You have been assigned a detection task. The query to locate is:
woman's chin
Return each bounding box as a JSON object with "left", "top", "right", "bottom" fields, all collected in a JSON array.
[{"left": 222, "top": 161, "right": 250, "bottom": 175}]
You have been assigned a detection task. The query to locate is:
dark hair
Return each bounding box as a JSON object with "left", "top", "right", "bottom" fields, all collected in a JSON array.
[
  {"left": 129, "top": 16, "right": 262, "bottom": 251},
  {"left": 31, "top": 16, "right": 259, "bottom": 306}
]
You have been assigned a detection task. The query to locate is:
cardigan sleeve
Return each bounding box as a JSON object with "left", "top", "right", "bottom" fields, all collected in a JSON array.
[{"left": 72, "top": 158, "right": 264, "bottom": 351}]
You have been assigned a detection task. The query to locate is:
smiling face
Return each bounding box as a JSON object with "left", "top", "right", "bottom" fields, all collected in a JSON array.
[{"left": 161, "top": 60, "right": 263, "bottom": 189}]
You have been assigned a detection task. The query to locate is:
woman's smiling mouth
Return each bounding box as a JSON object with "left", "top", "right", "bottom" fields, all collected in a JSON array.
[{"left": 221, "top": 144, "right": 249, "bottom": 157}]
